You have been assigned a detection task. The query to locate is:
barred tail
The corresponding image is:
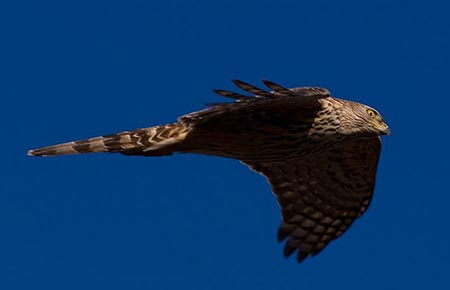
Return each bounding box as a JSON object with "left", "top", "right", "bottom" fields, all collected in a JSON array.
[{"left": 27, "top": 123, "right": 189, "bottom": 157}]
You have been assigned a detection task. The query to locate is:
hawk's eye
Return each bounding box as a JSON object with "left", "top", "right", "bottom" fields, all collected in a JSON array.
[{"left": 367, "top": 109, "right": 376, "bottom": 118}]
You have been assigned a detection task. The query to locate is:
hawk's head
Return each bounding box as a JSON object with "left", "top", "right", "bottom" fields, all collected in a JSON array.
[{"left": 340, "top": 101, "right": 390, "bottom": 136}]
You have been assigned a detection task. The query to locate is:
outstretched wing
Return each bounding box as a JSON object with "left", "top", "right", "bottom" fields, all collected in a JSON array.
[
  {"left": 179, "top": 80, "right": 330, "bottom": 126},
  {"left": 177, "top": 80, "right": 332, "bottom": 159},
  {"left": 242, "top": 136, "right": 381, "bottom": 262}
]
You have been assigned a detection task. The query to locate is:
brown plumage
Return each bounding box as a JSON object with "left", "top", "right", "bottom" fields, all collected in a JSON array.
[{"left": 28, "top": 79, "right": 390, "bottom": 262}]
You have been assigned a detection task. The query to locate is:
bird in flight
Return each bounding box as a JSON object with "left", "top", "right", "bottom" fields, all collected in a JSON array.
[{"left": 28, "top": 79, "right": 390, "bottom": 262}]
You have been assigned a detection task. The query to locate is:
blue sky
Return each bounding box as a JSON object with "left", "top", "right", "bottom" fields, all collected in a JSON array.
[{"left": 1, "top": 0, "right": 449, "bottom": 289}]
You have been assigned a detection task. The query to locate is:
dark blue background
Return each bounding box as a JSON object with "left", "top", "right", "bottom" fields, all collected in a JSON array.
[{"left": 2, "top": 1, "right": 449, "bottom": 289}]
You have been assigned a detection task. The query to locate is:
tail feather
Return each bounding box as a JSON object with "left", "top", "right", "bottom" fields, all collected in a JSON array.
[{"left": 28, "top": 123, "right": 189, "bottom": 157}]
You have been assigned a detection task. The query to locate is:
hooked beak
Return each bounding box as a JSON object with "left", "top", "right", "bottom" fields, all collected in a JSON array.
[{"left": 378, "top": 122, "right": 391, "bottom": 135}]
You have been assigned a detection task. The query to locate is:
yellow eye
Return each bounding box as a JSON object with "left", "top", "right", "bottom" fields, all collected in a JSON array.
[{"left": 367, "top": 109, "right": 376, "bottom": 118}]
